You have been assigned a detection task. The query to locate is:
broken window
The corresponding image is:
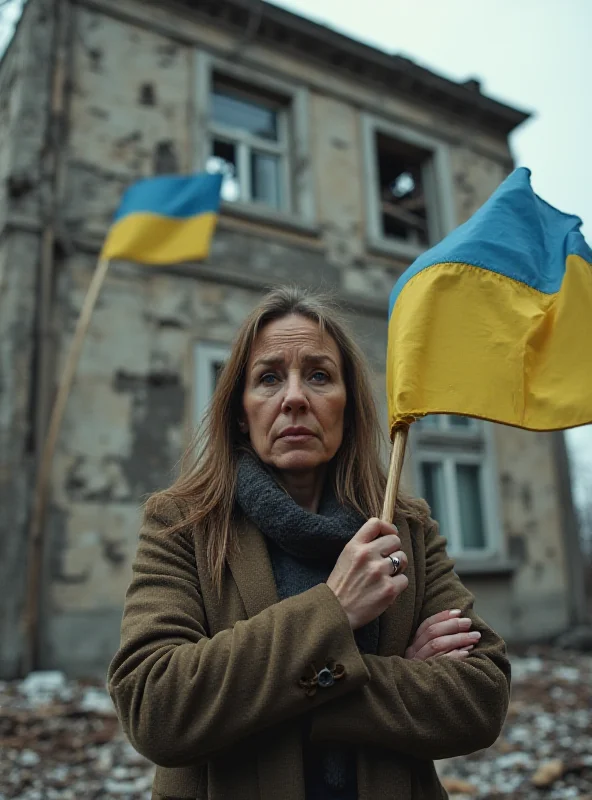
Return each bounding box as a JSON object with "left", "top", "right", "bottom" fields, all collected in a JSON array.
[
  {"left": 376, "top": 133, "right": 432, "bottom": 246},
  {"left": 414, "top": 416, "right": 497, "bottom": 556},
  {"left": 206, "top": 75, "right": 290, "bottom": 212}
]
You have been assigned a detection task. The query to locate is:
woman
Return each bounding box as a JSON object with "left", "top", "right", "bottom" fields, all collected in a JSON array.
[{"left": 108, "top": 287, "right": 510, "bottom": 800}]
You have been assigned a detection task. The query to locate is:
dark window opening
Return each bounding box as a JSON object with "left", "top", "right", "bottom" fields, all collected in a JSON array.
[
  {"left": 376, "top": 133, "right": 431, "bottom": 246},
  {"left": 139, "top": 83, "right": 156, "bottom": 106}
]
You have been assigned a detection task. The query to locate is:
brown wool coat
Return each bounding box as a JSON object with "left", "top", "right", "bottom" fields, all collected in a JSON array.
[{"left": 107, "top": 497, "right": 511, "bottom": 800}]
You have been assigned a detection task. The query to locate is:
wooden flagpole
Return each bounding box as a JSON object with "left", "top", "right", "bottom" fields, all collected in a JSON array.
[
  {"left": 22, "top": 257, "right": 111, "bottom": 675},
  {"left": 381, "top": 424, "right": 409, "bottom": 523}
]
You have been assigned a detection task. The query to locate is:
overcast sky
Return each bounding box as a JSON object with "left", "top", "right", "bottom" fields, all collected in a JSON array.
[{"left": 1, "top": 0, "right": 590, "bottom": 504}]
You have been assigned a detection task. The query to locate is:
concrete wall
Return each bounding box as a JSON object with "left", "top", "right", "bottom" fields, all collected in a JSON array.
[
  {"left": 490, "top": 427, "right": 570, "bottom": 638},
  {"left": 0, "top": 0, "right": 572, "bottom": 676},
  {"left": 66, "top": 6, "right": 193, "bottom": 235},
  {"left": 0, "top": 0, "right": 60, "bottom": 677}
]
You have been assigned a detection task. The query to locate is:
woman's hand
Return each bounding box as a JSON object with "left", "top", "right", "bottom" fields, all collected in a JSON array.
[
  {"left": 326, "top": 518, "right": 408, "bottom": 630},
  {"left": 405, "top": 609, "right": 481, "bottom": 661}
]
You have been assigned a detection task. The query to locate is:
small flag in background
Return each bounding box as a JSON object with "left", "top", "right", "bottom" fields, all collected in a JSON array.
[
  {"left": 101, "top": 172, "right": 223, "bottom": 265},
  {"left": 387, "top": 167, "right": 592, "bottom": 434}
]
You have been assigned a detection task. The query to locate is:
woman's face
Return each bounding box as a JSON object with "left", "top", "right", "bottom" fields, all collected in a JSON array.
[{"left": 241, "top": 314, "right": 347, "bottom": 475}]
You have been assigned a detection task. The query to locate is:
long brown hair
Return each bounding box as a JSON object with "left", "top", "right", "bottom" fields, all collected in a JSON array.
[{"left": 152, "top": 286, "right": 428, "bottom": 591}]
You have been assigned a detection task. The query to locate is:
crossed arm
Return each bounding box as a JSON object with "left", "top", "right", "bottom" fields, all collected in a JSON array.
[
  {"left": 108, "top": 502, "right": 510, "bottom": 767},
  {"left": 309, "top": 522, "right": 511, "bottom": 760}
]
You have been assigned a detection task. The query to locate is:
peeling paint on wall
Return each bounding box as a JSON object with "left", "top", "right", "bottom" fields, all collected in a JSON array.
[
  {"left": 450, "top": 147, "right": 508, "bottom": 225},
  {"left": 113, "top": 368, "right": 185, "bottom": 496},
  {"left": 0, "top": 0, "right": 569, "bottom": 676},
  {"left": 66, "top": 7, "right": 192, "bottom": 233}
]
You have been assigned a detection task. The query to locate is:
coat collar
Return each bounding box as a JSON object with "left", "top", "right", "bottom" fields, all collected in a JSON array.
[{"left": 228, "top": 514, "right": 416, "bottom": 657}]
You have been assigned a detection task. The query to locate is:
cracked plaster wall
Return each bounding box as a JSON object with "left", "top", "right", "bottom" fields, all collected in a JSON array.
[
  {"left": 65, "top": 8, "right": 192, "bottom": 238},
  {"left": 0, "top": 0, "right": 59, "bottom": 677},
  {"left": 1, "top": 0, "right": 571, "bottom": 675},
  {"left": 487, "top": 427, "right": 571, "bottom": 640},
  {"left": 50, "top": 5, "right": 570, "bottom": 672}
]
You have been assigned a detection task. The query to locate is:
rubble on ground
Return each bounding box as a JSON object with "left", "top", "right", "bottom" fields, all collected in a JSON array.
[
  {"left": 438, "top": 647, "right": 592, "bottom": 799},
  {"left": 0, "top": 672, "right": 154, "bottom": 799},
  {"left": 0, "top": 647, "right": 591, "bottom": 799}
]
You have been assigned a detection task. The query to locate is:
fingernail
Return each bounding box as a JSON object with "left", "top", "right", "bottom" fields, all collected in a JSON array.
[
  {"left": 459, "top": 618, "right": 472, "bottom": 629},
  {"left": 468, "top": 631, "right": 481, "bottom": 640},
  {"left": 459, "top": 650, "right": 470, "bottom": 656},
  {"left": 449, "top": 609, "right": 462, "bottom": 617}
]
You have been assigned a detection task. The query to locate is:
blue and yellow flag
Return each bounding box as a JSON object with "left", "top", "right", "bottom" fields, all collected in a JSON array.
[
  {"left": 387, "top": 167, "right": 592, "bottom": 434},
  {"left": 101, "top": 172, "right": 223, "bottom": 264}
]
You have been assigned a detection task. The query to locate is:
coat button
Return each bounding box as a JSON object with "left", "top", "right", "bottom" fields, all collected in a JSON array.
[{"left": 317, "top": 667, "right": 335, "bottom": 688}]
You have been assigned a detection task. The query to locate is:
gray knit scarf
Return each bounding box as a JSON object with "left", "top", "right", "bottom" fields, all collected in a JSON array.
[{"left": 236, "top": 451, "right": 379, "bottom": 795}]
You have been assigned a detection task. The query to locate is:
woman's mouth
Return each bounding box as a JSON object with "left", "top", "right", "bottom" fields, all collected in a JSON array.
[{"left": 278, "top": 426, "right": 316, "bottom": 442}]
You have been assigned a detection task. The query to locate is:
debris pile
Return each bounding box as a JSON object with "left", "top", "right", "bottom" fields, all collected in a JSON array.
[
  {"left": 0, "top": 672, "right": 155, "bottom": 799},
  {"left": 1, "top": 647, "right": 590, "bottom": 798},
  {"left": 439, "top": 647, "right": 592, "bottom": 798}
]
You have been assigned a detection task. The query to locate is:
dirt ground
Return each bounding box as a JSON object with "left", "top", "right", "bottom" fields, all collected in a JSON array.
[{"left": 1, "top": 646, "right": 591, "bottom": 799}]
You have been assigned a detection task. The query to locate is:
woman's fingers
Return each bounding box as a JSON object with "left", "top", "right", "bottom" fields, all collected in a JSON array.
[
  {"left": 327, "top": 519, "right": 409, "bottom": 631},
  {"left": 413, "top": 631, "right": 481, "bottom": 661},
  {"left": 354, "top": 517, "right": 398, "bottom": 544},
  {"left": 411, "top": 615, "right": 473, "bottom": 655},
  {"left": 442, "top": 649, "right": 472, "bottom": 660},
  {"left": 443, "top": 644, "right": 475, "bottom": 658},
  {"left": 413, "top": 609, "right": 462, "bottom": 642},
  {"left": 372, "top": 534, "right": 401, "bottom": 558}
]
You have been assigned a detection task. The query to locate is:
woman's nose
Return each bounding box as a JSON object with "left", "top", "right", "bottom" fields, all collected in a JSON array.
[{"left": 281, "top": 374, "right": 309, "bottom": 413}]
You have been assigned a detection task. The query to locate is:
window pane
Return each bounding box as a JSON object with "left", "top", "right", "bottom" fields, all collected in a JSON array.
[
  {"left": 421, "top": 462, "right": 446, "bottom": 526},
  {"left": 456, "top": 464, "right": 486, "bottom": 549},
  {"left": 251, "top": 151, "right": 281, "bottom": 209},
  {"left": 416, "top": 415, "right": 439, "bottom": 430},
  {"left": 212, "top": 90, "right": 278, "bottom": 141},
  {"left": 207, "top": 140, "right": 240, "bottom": 202},
  {"left": 448, "top": 415, "right": 472, "bottom": 428}
]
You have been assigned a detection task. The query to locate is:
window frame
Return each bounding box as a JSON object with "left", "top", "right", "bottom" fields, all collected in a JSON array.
[
  {"left": 412, "top": 417, "right": 503, "bottom": 559},
  {"left": 194, "top": 342, "right": 230, "bottom": 425},
  {"left": 416, "top": 414, "right": 482, "bottom": 435},
  {"left": 209, "top": 83, "right": 291, "bottom": 211},
  {"left": 361, "top": 113, "right": 456, "bottom": 260},
  {"left": 194, "top": 50, "right": 316, "bottom": 230}
]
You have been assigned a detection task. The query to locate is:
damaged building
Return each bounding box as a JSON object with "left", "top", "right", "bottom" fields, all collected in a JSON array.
[{"left": 0, "top": 0, "right": 587, "bottom": 678}]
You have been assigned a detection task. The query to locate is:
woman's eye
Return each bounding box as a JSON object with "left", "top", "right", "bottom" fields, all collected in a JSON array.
[
  {"left": 260, "top": 373, "right": 278, "bottom": 385},
  {"left": 310, "top": 371, "right": 329, "bottom": 383}
]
